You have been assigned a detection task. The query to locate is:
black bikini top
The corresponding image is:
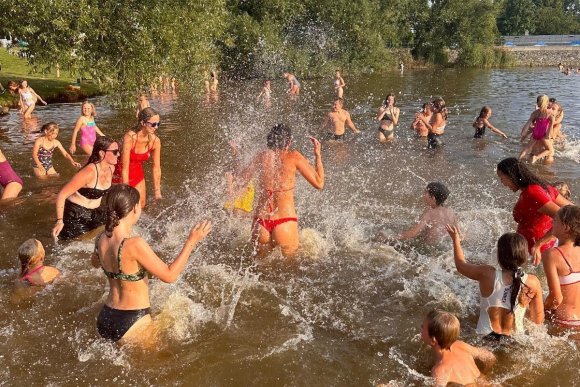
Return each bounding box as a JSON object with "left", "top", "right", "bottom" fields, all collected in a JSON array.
[
  {"left": 95, "top": 234, "right": 147, "bottom": 282},
  {"left": 78, "top": 163, "right": 111, "bottom": 200}
]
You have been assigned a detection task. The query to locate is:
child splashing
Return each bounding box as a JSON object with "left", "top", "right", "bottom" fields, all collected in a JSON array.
[
  {"left": 472, "top": 106, "right": 508, "bottom": 139},
  {"left": 446, "top": 226, "right": 544, "bottom": 340}
]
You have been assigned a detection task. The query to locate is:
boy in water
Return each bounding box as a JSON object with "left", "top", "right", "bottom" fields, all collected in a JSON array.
[
  {"left": 384, "top": 182, "right": 457, "bottom": 244},
  {"left": 421, "top": 310, "right": 496, "bottom": 386}
]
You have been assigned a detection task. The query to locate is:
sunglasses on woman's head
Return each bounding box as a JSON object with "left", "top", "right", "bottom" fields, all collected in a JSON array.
[
  {"left": 145, "top": 121, "right": 160, "bottom": 128},
  {"left": 106, "top": 149, "right": 120, "bottom": 156}
]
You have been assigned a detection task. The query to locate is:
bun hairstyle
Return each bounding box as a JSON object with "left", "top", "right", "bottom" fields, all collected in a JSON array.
[
  {"left": 497, "top": 233, "right": 528, "bottom": 313},
  {"left": 85, "top": 136, "right": 116, "bottom": 166},
  {"left": 18, "top": 239, "right": 44, "bottom": 277},
  {"left": 137, "top": 107, "right": 159, "bottom": 127},
  {"left": 497, "top": 157, "right": 549, "bottom": 191},
  {"left": 41, "top": 122, "right": 59, "bottom": 135},
  {"left": 104, "top": 184, "right": 140, "bottom": 237},
  {"left": 267, "top": 123, "right": 292, "bottom": 150},
  {"left": 558, "top": 205, "right": 580, "bottom": 246}
]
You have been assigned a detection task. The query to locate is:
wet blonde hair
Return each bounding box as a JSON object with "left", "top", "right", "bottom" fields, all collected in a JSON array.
[
  {"left": 537, "top": 95, "right": 549, "bottom": 111},
  {"left": 18, "top": 239, "right": 44, "bottom": 277},
  {"left": 426, "top": 310, "right": 460, "bottom": 350}
]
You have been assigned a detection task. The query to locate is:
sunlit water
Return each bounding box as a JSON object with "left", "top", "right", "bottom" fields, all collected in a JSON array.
[{"left": 1, "top": 68, "right": 579, "bottom": 386}]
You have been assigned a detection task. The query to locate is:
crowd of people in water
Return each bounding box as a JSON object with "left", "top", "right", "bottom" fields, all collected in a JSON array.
[{"left": 0, "top": 69, "right": 578, "bottom": 386}]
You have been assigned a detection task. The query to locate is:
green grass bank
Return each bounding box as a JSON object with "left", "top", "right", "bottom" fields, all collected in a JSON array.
[{"left": 0, "top": 48, "right": 102, "bottom": 108}]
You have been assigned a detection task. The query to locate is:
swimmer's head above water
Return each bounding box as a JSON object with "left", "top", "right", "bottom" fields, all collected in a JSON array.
[
  {"left": 267, "top": 124, "right": 292, "bottom": 150},
  {"left": 104, "top": 184, "right": 141, "bottom": 237},
  {"left": 86, "top": 136, "right": 118, "bottom": 166},
  {"left": 422, "top": 309, "right": 460, "bottom": 350},
  {"left": 425, "top": 182, "right": 450, "bottom": 206}
]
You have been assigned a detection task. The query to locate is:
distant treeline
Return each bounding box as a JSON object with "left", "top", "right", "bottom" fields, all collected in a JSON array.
[{"left": 1, "top": 0, "right": 578, "bottom": 92}]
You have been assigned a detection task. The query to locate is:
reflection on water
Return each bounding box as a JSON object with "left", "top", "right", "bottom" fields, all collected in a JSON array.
[{"left": 0, "top": 68, "right": 579, "bottom": 385}]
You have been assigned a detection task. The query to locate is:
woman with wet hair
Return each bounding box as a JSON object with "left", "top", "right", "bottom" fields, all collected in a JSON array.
[
  {"left": 113, "top": 107, "right": 161, "bottom": 208},
  {"left": 234, "top": 124, "right": 324, "bottom": 258},
  {"left": 447, "top": 226, "right": 544, "bottom": 339},
  {"left": 496, "top": 157, "right": 571, "bottom": 258},
  {"left": 52, "top": 136, "right": 119, "bottom": 240},
  {"left": 542, "top": 206, "right": 580, "bottom": 331},
  {"left": 427, "top": 97, "right": 447, "bottom": 148},
  {"left": 91, "top": 184, "right": 211, "bottom": 346}
]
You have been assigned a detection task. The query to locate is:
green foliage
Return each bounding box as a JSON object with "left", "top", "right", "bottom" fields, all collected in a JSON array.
[
  {"left": 456, "top": 44, "right": 515, "bottom": 67},
  {"left": 1, "top": 0, "right": 226, "bottom": 102}
]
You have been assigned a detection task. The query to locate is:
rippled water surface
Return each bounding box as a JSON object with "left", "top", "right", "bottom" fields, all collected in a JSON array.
[{"left": 1, "top": 68, "right": 579, "bottom": 386}]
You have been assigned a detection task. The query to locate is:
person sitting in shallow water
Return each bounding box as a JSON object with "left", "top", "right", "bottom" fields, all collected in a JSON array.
[
  {"left": 378, "top": 182, "right": 458, "bottom": 245},
  {"left": 15, "top": 239, "right": 60, "bottom": 288},
  {"left": 447, "top": 226, "right": 544, "bottom": 340},
  {"left": 421, "top": 310, "right": 496, "bottom": 386}
]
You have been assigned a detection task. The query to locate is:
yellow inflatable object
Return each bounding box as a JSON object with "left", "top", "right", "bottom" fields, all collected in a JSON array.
[{"left": 224, "top": 180, "right": 255, "bottom": 213}]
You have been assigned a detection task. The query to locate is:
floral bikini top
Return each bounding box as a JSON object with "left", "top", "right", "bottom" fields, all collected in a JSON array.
[{"left": 95, "top": 234, "right": 147, "bottom": 281}]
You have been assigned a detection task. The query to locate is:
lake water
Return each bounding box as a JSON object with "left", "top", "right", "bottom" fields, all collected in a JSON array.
[{"left": 0, "top": 68, "right": 579, "bottom": 386}]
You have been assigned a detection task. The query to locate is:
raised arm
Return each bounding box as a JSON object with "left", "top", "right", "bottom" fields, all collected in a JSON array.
[
  {"left": 446, "top": 225, "right": 491, "bottom": 281},
  {"left": 390, "top": 107, "right": 400, "bottom": 126},
  {"left": 295, "top": 138, "right": 324, "bottom": 190},
  {"left": 134, "top": 220, "right": 211, "bottom": 282},
  {"left": 151, "top": 137, "right": 162, "bottom": 200}
]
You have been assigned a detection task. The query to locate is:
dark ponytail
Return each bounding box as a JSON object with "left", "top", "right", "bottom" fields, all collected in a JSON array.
[
  {"left": 104, "top": 184, "right": 140, "bottom": 237},
  {"left": 497, "top": 233, "right": 528, "bottom": 313}
]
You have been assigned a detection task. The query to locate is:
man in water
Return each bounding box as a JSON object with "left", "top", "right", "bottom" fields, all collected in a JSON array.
[
  {"left": 319, "top": 98, "right": 360, "bottom": 141},
  {"left": 235, "top": 124, "right": 324, "bottom": 258}
]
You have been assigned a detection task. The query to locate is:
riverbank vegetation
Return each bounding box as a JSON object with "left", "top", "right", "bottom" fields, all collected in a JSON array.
[{"left": 1, "top": 0, "right": 577, "bottom": 95}]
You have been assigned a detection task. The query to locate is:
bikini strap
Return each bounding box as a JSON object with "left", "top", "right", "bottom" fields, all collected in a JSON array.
[
  {"left": 117, "top": 238, "right": 127, "bottom": 274},
  {"left": 555, "top": 247, "right": 574, "bottom": 273},
  {"left": 93, "top": 163, "right": 99, "bottom": 189},
  {"left": 23, "top": 265, "right": 45, "bottom": 281}
]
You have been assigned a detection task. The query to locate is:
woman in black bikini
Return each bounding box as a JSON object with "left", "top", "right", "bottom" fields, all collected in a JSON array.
[
  {"left": 91, "top": 184, "right": 211, "bottom": 346},
  {"left": 376, "top": 94, "right": 400, "bottom": 143},
  {"left": 52, "top": 136, "right": 119, "bottom": 241}
]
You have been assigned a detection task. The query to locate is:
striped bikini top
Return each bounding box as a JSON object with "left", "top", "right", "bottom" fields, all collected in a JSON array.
[{"left": 555, "top": 247, "right": 580, "bottom": 286}]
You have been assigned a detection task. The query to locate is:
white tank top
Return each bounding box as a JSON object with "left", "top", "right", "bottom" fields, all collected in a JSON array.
[{"left": 476, "top": 268, "right": 528, "bottom": 335}]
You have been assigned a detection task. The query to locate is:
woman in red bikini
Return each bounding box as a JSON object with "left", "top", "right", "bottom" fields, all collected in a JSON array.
[
  {"left": 113, "top": 107, "right": 161, "bottom": 208},
  {"left": 237, "top": 124, "right": 324, "bottom": 258},
  {"left": 542, "top": 206, "right": 580, "bottom": 332}
]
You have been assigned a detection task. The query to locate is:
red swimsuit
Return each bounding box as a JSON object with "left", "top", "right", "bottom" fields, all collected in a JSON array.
[
  {"left": 113, "top": 136, "right": 152, "bottom": 187},
  {"left": 254, "top": 187, "right": 298, "bottom": 233}
]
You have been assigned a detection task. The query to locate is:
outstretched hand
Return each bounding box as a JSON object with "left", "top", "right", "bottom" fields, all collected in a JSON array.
[
  {"left": 308, "top": 136, "right": 321, "bottom": 155},
  {"left": 188, "top": 220, "right": 212, "bottom": 244},
  {"left": 446, "top": 224, "right": 461, "bottom": 240}
]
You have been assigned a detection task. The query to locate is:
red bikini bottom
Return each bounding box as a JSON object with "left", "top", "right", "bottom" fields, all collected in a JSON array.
[{"left": 254, "top": 217, "right": 298, "bottom": 233}]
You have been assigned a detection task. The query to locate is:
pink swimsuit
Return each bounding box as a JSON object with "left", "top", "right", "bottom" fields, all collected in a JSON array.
[
  {"left": 80, "top": 120, "right": 97, "bottom": 148},
  {"left": 532, "top": 116, "right": 550, "bottom": 140}
]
